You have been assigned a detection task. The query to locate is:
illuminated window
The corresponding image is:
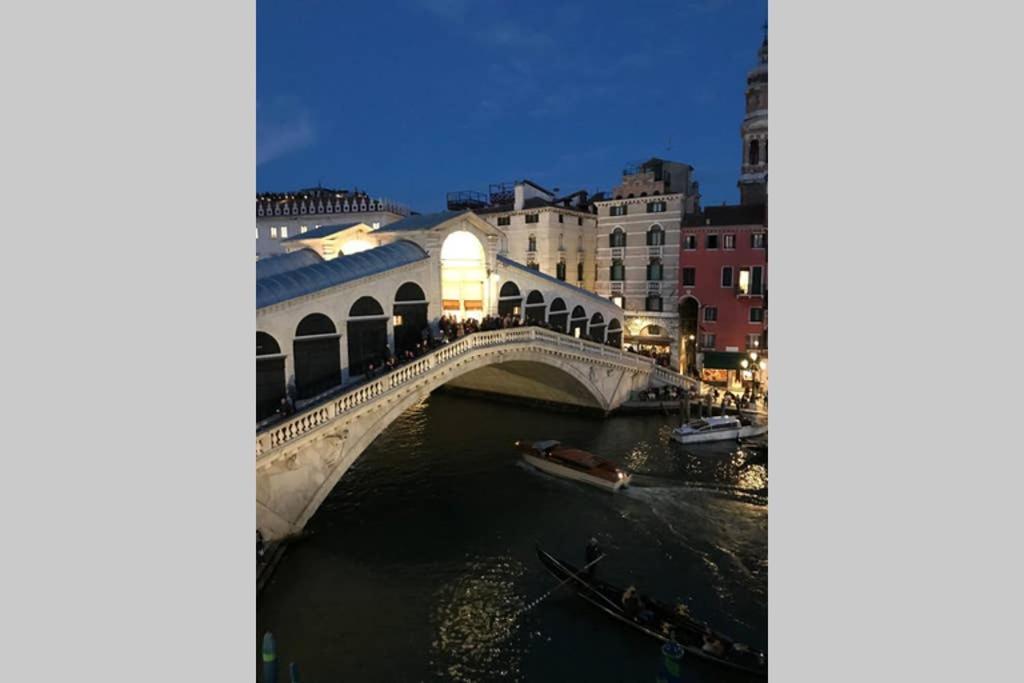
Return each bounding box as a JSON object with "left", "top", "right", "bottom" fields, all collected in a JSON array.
[
  {"left": 372, "top": 222, "right": 380, "bottom": 230},
  {"left": 300, "top": 226, "right": 308, "bottom": 234},
  {"left": 255, "top": 228, "right": 259, "bottom": 240},
  {"left": 270, "top": 227, "right": 278, "bottom": 238},
  {"left": 738, "top": 268, "right": 751, "bottom": 294},
  {"left": 280, "top": 226, "right": 289, "bottom": 238},
  {"left": 747, "top": 333, "right": 763, "bottom": 350}
]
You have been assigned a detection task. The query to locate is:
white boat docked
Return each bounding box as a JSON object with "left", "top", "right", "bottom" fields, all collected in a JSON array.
[
  {"left": 515, "top": 440, "right": 631, "bottom": 492},
  {"left": 670, "top": 415, "right": 768, "bottom": 445}
]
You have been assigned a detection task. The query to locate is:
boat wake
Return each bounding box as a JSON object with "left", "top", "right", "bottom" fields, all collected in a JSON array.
[{"left": 626, "top": 474, "right": 767, "bottom": 506}]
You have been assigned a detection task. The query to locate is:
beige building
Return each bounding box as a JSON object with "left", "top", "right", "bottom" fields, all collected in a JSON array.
[
  {"left": 256, "top": 186, "right": 410, "bottom": 259},
  {"left": 469, "top": 180, "right": 600, "bottom": 291},
  {"left": 594, "top": 158, "right": 700, "bottom": 370}
]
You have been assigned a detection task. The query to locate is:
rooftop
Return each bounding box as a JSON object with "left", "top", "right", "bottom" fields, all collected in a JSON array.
[
  {"left": 255, "top": 249, "right": 324, "bottom": 280},
  {"left": 280, "top": 222, "right": 364, "bottom": 242},
  {"left": 257, "top": 240, "right": 429, "bottom": 309},
  {"left": 374, "top": 210, "right": 468, "bottom": 233},
  {"left": 682, "top": 203, "right": 767, "bottom": 227}
]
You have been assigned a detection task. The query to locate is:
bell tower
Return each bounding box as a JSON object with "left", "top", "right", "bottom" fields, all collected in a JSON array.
[{"left": 738, "top": 28, "right": 768, "bottom": 205}]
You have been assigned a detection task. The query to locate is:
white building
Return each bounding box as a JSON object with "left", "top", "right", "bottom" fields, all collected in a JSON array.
[
  {"left": 256, "top": 186, "right": 410, "bottom": 259},
  {"left": 453, "top": 180, "right": 600, "bottom": 291}
]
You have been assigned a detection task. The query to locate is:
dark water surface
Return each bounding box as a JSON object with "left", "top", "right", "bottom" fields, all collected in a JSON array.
[{"left": 258, "top": 392, "right": 767, "bottom": 682}]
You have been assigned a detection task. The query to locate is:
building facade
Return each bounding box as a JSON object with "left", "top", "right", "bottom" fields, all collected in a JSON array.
[
  {"left": 678, "top": 204, "right": 767, "bottom": 388},
  {"left": 738, "top": 34, "right": 768, "bottom": 206},
  {"left": 256, "top": 186, "right": 410, "bottom": 259},
  {"left": 594, "top": 158, "right": 701, "bottom": 370},
  {"left": 459, "top": 180, "right": 600, "bottom": 291}
]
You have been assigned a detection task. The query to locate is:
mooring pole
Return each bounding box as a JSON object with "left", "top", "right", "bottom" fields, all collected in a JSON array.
[{"left": 262, "top": 632, "right": 277, "bottom": 683}]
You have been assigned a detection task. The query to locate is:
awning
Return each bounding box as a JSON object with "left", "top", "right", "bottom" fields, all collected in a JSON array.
[{"left": 701, "top": 351, "right": 747, "bottom": 370}]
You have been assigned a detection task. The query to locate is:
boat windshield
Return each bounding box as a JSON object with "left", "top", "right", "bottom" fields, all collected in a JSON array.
[{"left": 685, "top": 420, "right": 708, "bottom": 429}]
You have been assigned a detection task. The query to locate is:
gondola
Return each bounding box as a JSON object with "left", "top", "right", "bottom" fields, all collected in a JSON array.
[{"left": 536, "top": 546, "right": 767, "bottom": 678}]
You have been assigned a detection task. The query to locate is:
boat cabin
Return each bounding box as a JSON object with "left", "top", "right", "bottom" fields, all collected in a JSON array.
[{"left": 682, "top": 416, "right": 741, "bottom": 433}]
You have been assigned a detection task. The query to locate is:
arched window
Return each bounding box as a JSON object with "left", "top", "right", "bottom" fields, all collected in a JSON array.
[
  {"left": 589, "top": 312, "right": 606, "bottom": 342},
  {"left": 607, "top": 319, "right": 623, "bottom": 347},
  {"left": 576, "top": 261, "right": 584, "bottom": 282},
  {"left": 393, "top": 283, "right": 428, "bottom": 355},
  {"left": 499, "top": 281, "right": 521, "bottom": 298},
  {"left": 498, "top": 281, "right": 522, "bottom": 317},
  {"left": 570, "top": 305, "right": 588, "bottom": 337},
  {"left": 293, "top": 314, "right": 341, "bottom": 399},
  {"left": 647, "top": 225, "right": 664, "bottom": 246},
  {"left": 347, "top": 297, "right": 387, "bottom": 377},
  {"left": 548, "top": 298, "right": 568, "bottom": 332},
  {"left": 647, "top": 258, "right": 663, "bottom": 281},
  {"left": 256, "top": 332, "right": 285, "bottom": 421},
  {"left": 556, "top": 259, "right": 566, "bottom": 281},
  {"left": 525, "top": 290, "right": 546, "bottom": 324},
  {"left": 610, "top": 228, "right": 626, "bottom": 248},
  {"left": 749, "top": 139, "right": 760, "bottom": 166}
]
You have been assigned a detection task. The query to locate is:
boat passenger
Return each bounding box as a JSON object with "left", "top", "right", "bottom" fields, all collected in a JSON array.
[
  {"left": 702, "top": 633, "right": 726, "bottom": 657},
  {"left": 622, "top": 586, "right": 640, "bottom": 618}
]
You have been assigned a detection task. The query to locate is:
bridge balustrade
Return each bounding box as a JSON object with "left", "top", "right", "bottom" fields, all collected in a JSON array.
[{"left": 256, "top": 326, "right": 697, "bottom": 458}]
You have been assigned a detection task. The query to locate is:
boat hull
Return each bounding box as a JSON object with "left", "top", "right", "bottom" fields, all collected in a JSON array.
[
  {"left": 671, "top": 423, "right": 768, "bottom": 444},
  {"left": 522, "top": 453, "right": 628, "bottom": 492},
  {"left": 535, "top": 546, "right": 766, "bottom": 678}
]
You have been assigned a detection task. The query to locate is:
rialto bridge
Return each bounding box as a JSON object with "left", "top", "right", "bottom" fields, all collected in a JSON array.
[{"left": 256, "top": 210, "right": 698, "bottom": 540}]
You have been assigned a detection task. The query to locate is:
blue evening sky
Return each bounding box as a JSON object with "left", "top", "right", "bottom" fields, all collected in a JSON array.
[{"left": 257, "top": 0, "right": 766, "bottom": 211}]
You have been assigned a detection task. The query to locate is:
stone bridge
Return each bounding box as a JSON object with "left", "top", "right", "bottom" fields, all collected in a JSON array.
[{"left": 256, "top": 326, "right": 696, "bottom": 540}]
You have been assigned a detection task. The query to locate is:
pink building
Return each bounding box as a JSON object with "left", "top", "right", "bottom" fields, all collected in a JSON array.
[{"left": 678, "top": 204, "right": 767, "bottom": 388}]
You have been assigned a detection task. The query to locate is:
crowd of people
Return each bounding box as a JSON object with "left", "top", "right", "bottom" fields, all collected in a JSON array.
[
  {"left": 269, "top": 316, "right": 630, "bottom": 421},
  {"left": 625, "top": 344, "right": 672, "bottom": 368}
]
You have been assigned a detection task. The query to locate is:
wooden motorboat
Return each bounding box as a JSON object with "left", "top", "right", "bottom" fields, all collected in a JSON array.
[
  {"left": 671, "top": 415, "right": 768, "bottom": 445},
  {"left": 515, "top": 440, "right": 631, "bottom": 492},
  {"left": 536, "top": 546, "right": 766, "bottom": 678}
]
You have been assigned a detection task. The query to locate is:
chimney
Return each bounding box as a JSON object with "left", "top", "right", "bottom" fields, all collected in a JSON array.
[{"left": 514, "top": 183, "right": 525, "bottom": 211}]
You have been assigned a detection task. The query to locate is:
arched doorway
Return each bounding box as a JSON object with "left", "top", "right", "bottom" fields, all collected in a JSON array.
[
  {"left": 589, "top": 312, "right": 606, "bottom": 342},
  {"left": 294, "top": 314, "right": 341, "bottom": 399},
  {"left": 548, "top": 297, "right": 568, "bottom": 332},
  {"left": 607, "top": 319, "right": 623, "bottom": 347},
  {"left": 498, "top": 281, "right": 522, "bottom": 318},
  {"left": 679, "top": 296, "right": 699, "bottom": 375},
  {"left": 570, "top": 305, "right": 588, "bottom": 338},
  {"left": 393, "top": 282, "right": 428, "bottom": 356},
  {"left": 347, "top": 296, "right": 388, "bottom": 377},
  {"left": 441, "top": 230, "right": 486, "bottom": 321},
  {"left": 524, "top": 290, "right": 546, "bottom": 324},
  {"left": 257, "top": 331, "right": 285, "bottom": 420}
]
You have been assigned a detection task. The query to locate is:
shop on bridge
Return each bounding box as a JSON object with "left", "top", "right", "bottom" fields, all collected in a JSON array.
[
  {"left": 347, "top": 296, "right": 388, "bottom": 377},
  {"left": 293, "top": 313, "right": 342, "bottom": 400},
  {"left": 392, "top": 282, "right": 428, "bottom": 356},
  {"left": 256, "top": 331, "right": 286, "bottom": 421}
]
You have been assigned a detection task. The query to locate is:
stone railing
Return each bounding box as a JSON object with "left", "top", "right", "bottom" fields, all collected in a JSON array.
[{"left": 255, "top": 327, "right": 697, "bottom": 459}]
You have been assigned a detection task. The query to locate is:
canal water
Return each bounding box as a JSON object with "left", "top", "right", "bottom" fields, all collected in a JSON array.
[{"left": 257, "top": 392, "right": 767, "bottom": 682}]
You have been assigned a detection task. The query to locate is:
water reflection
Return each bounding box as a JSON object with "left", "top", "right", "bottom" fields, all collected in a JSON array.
[{"left": 430, "top": 555, "right": 528, "bottom": 681}]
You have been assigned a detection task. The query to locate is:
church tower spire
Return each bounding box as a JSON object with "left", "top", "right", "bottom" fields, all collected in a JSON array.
[{"left": 738, "top": 28, "right": 768, "bottom": 205}]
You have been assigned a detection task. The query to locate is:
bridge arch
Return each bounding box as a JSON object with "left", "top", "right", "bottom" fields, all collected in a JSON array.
[
  {"left": 257, "top": 343, "right": 624, "bottom": 539},
  {"left": 524, "top": 290, "right": 546, "bottom": 324},
  {"left": 589, "top": 312, "right": 606, "bottom": 342},
  {"left": 498, "top": 281, "right": 522, "bottom": 318},
  {"left": 257, "top": 332, "right": 285, "bottom": 421},
  {"left": 293, "top": 314, "right": 342, "bottom": 399},
  {"left": 393, "top": 282, "right": 428, "bottom": 356},
  {"left": 570, "top": 305, "right": 588, "bottom": 337},
  {"left": 347, "top": 296, "right": 387, "bottom": 377},
  {"left": 607, "top": 319, "right": 623, "bottom": 347},
  {"left": 548, "top": 297, "right": 568, "bottom": 332}
]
